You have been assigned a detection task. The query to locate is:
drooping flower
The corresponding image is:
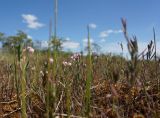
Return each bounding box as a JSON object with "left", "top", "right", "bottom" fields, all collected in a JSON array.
[
  {"left": 27, "top": 46, "right": 34, "bottom": 54},
  {"left": 49, "top": 58, "right": 54, "bottom": 64},
  {"left": 63, "top": 61, "right": 72, "bottom": 66},
  {"left": 63, "top": 61, "right": 67, "bottom": 66},
  {"left": 67, "top": 62, "right": 72, "bottom": 66},
  {"left": 40, "top": 71, "right": 44, "bottom": 76},
  {"left": 31, "top": 66, "right": 36, "bottom": 71}
]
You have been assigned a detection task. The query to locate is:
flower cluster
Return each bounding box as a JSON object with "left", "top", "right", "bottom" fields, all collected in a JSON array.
[
  {"left": 40, "top": 70, "right": 48, "bottom": 77},
  {"left": 63, "top": 61, "right": 72, "bottom": 66},
  {"left": 71, "top": 53, "right": 81, "bottom": 61},
  {"left": 23, "top": 46, "right": 35, "bottom": 54},
  {"left": 27, "top": 46, "right": 34, "bottom": 54}
]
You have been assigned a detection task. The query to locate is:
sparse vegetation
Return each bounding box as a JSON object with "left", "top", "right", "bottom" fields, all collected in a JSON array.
[{"left": 0, "top": 1, "right": 160, "bottom": 118}]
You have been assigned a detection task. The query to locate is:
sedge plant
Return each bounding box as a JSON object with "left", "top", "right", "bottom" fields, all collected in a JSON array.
[
  {"left": 84, "top": 25, "right": 93, "bottom": 117},
  {"left": 46, "top": 0, "right": 58, "bottom": 117},
  {"left": 17, "top": 44, "right": 27, "bottom": 118}
]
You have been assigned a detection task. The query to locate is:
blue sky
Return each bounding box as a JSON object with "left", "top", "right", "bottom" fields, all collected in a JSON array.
[{"left": 0, "top": 0, "right": 160, "bottom": 54}]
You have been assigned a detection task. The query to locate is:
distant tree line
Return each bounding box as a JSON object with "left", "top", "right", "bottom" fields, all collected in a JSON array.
[
  {"left": 0, "top": 31, "right": 32, "bottom": 52},
  {"left": 0, "top": 31, "right": 63, "bottom": 53},
  {"left": 0, "top": 31, "right": 101, "bottom": 54}
]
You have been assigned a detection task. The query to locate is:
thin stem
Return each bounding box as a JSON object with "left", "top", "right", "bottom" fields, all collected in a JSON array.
[{"left": 84, "top": 25, "right": 93, "bottom": 117}]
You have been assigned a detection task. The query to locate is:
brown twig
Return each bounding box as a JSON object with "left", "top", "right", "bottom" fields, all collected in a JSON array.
[{"left": 2, "top": 108, "right": 21, "bottom": 118}]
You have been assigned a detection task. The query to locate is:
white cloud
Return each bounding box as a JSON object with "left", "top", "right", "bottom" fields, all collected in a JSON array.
[
  {"left": 100, "top": 40, "right": 160, "bottom": 58},
  {"left": 101, "top": 42, "right": 125, "bottom": 54},
  {"left": 100, "top": 39, "right": 106, "bottom": 42},
  {"left": 62, "top": 40, "right": 80, "bottom": 49},
  {"left": 115, "top": 30, "right": 123, "bottom": 33},
  {"left": 99, "top": 31, "right": 109, "bottom": 38},
  {"left": 99, "top": 29, "right": 122, "bottom": 38},
  {"left": 101, "top": 41, "right": 146, "bottom": 54},
  {"left": 82, "top": 38, "right": 94, "bottom": 54},
  {"left": 107, "top": 29, "right": 114, "bottom": 34},
  {"left": 27, "top": 35, "right": 32, "bottom": 39},
  {"left": 65, "top": 37, "right": 71, "bottom": 41},
  {"left": 89, "top": 23, "right": 97, "bottom": 29},
  {"left": 83, "top": 38, "right": 94, "bottom": 46},
  {"left": 83, "top": 38, "right": 94, "bottom": 43},
  {"left": 41, "top": 41, "right": 49, "bottom": 48},
  {"left": 137, "top": 41, "right": 160, "bottom": 55},
  {"left": 22, "top": 14, "right": 44, "bottom": 29}
]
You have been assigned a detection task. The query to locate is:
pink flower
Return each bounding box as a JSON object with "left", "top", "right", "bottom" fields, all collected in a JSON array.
[
  {"left": 68, "top": 62, "right": 72, "bottom": 66},
  {"left": 63, "top": 61, "right": 68, "bottom": 66},
  {"left": 27, "top": 46, "right": 34, "bottom": 54},
  {"left": 71, "top": 53, "right": 81, "bottom": 61},
  {"left": 63, "top": 61, "right": 72, "bottom": 66},
  {"left": 49, "top": 58, "right": 54, "bottom": 63}
]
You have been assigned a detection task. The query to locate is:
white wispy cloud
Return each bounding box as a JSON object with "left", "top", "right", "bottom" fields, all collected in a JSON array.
[
  {"left": 65, "top": 37, "right": 71, "bottom": 41},
  {"left": 101, "top": 40, "right": 160, "bottom": 57},
  {"left": 100, "top": 39, "right": 106, "bottom": 42},
  {"left": 62, "top": 40, "right": 80, "bottom": 49},
  {"left": 99, "top": 29, "right": 122, "bottom": 38},
  {"left": 83, "top": 38, "right": 94, "bottom": 43},
  {"left": 41, "top": 41, "right": 48, "bottom": 48},
  {"left": 83, "top": 38, "right": 94, "bottom": 47},
  {"left": 100, "top": 31, "right": 109, "bottom": 38},
  {"left": 27, "top": 35, "right": 32, "bottom": 39},
  {"left": 101, "top": 42, "right": 126, "bottom": 54},
  {"left": 22, "top": 14, "right": 45, "bottom": 29},
  {"left": 89, "top": 23, "right": 97, "bottom": 29}
]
